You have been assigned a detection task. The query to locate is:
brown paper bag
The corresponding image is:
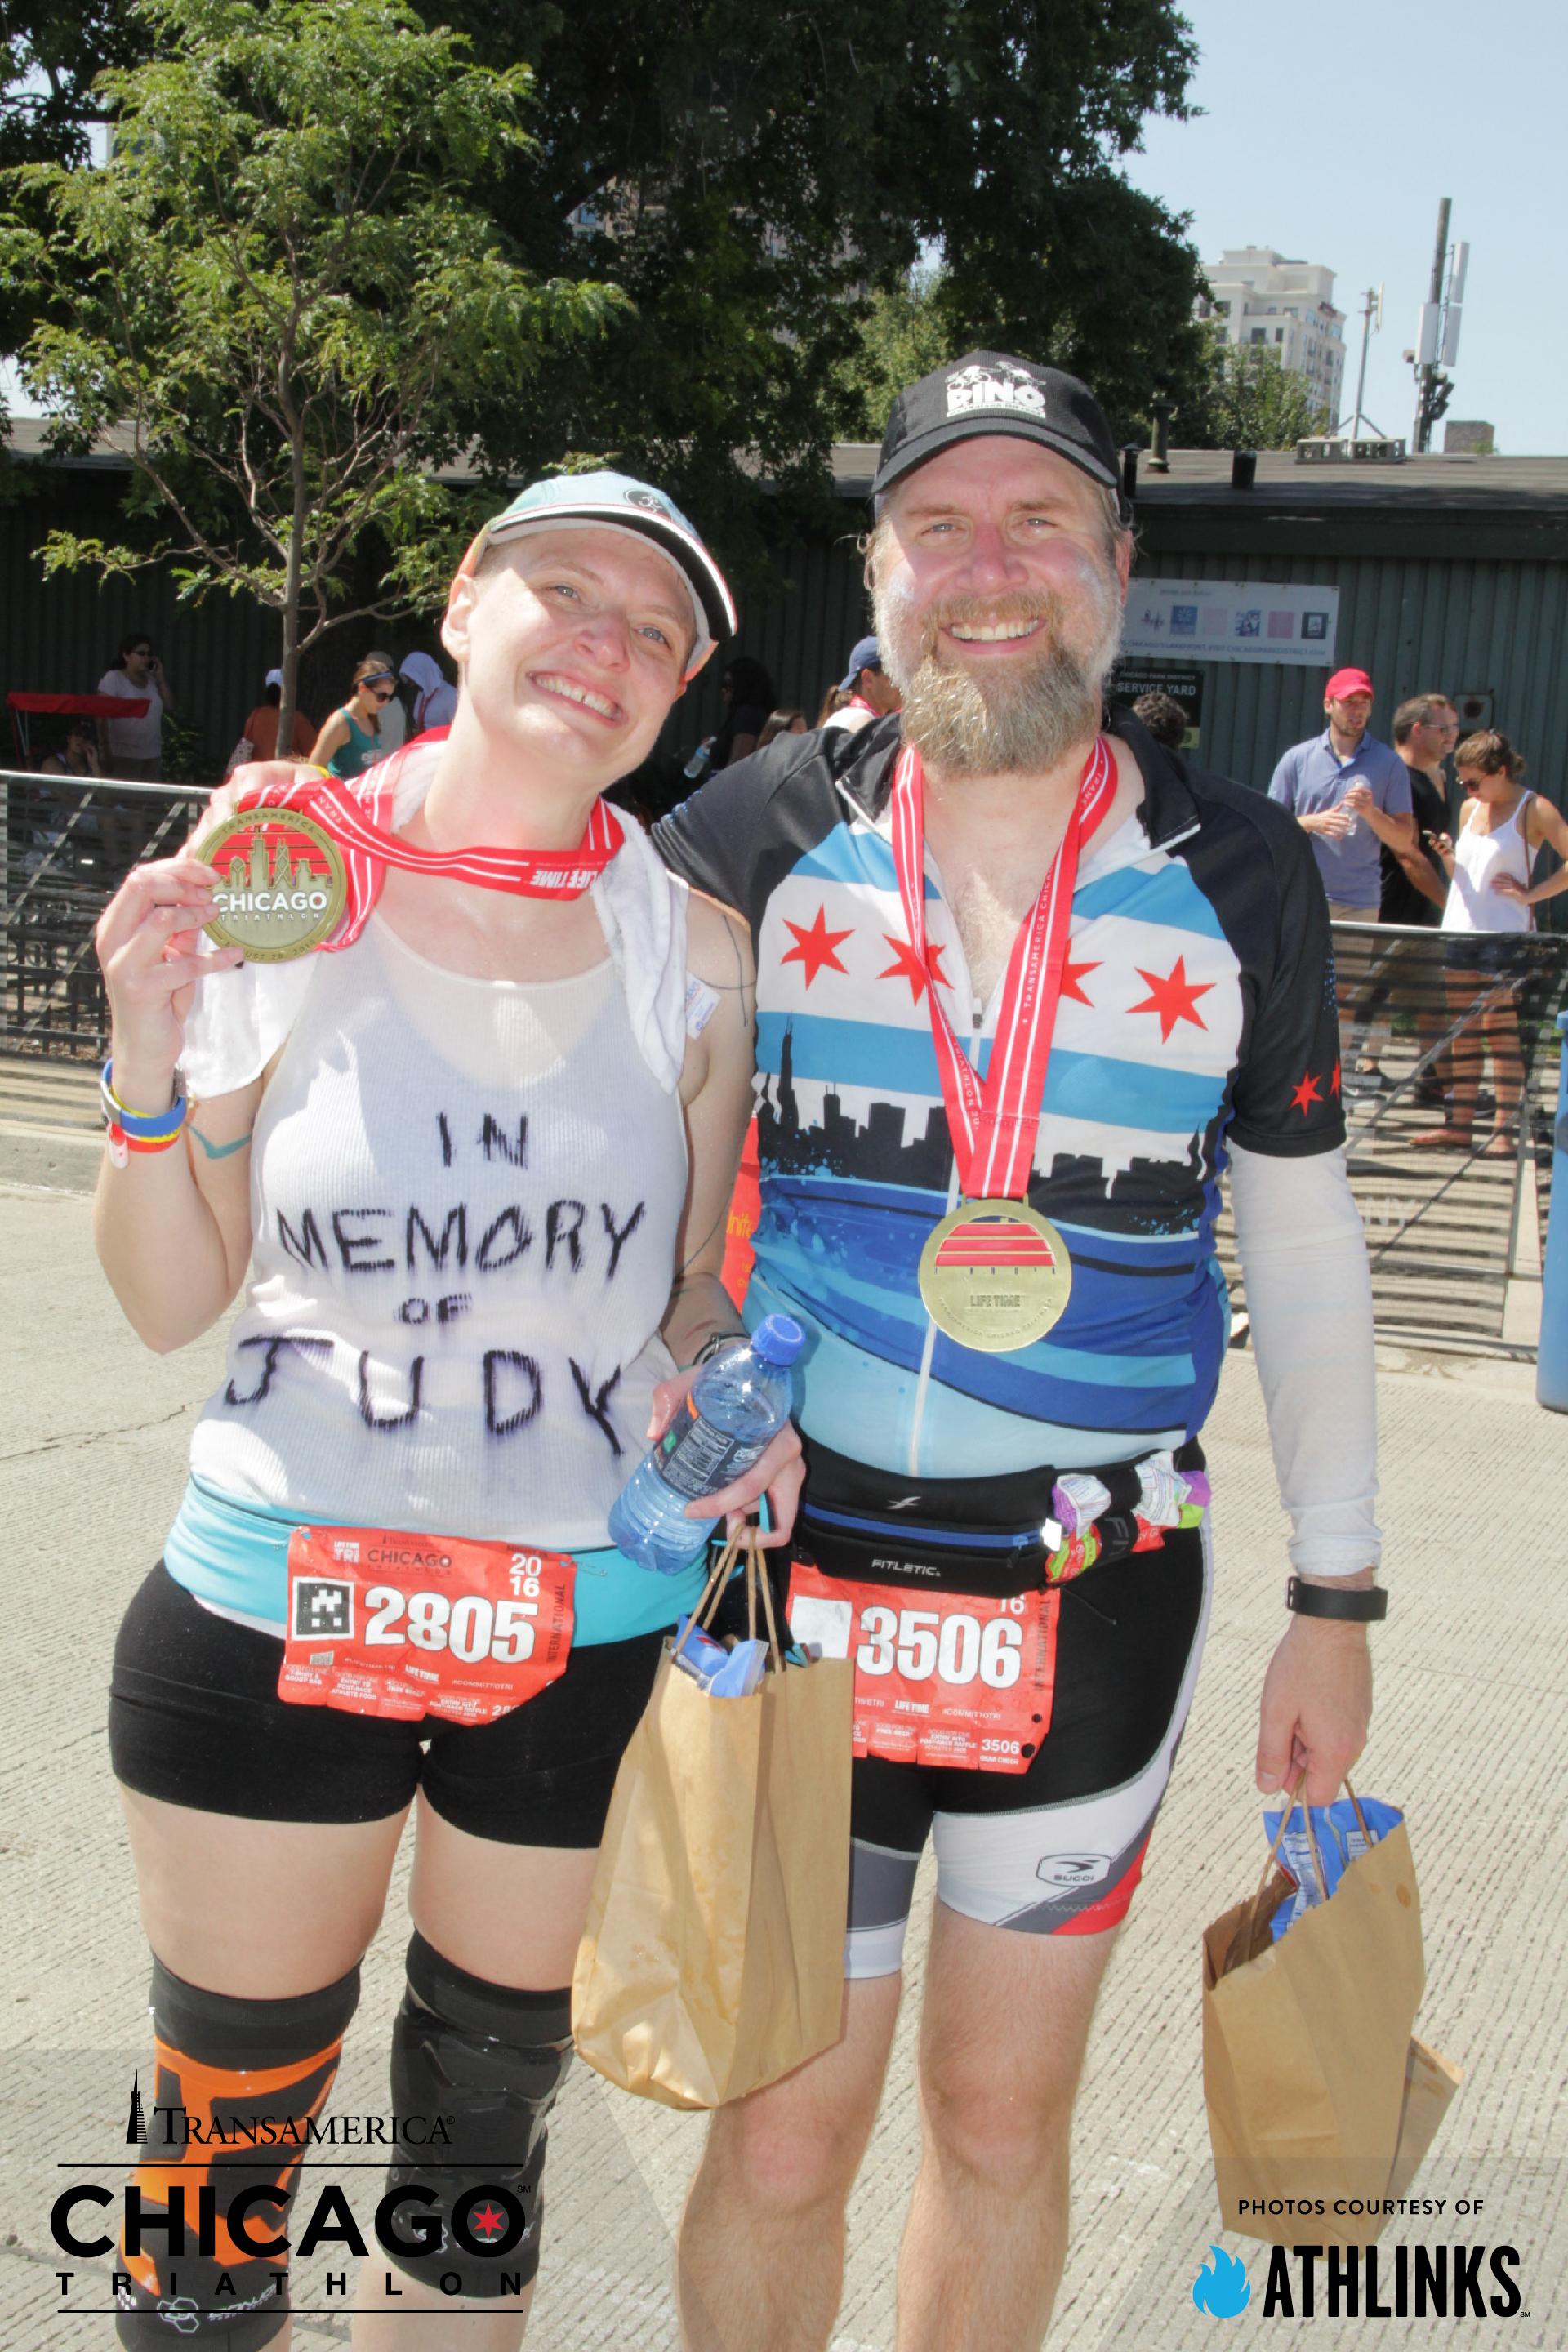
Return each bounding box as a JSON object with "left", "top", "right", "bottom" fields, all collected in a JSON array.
[
  {"left": 572, "top": 1531, "right": 853, "bottom": 2109},
  {"left": 1201, "top": 1787, "right": 1459, "bottom": 2246}
]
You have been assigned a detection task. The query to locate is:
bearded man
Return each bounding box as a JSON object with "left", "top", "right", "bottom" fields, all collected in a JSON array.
[{"left": 656, "top": 354, "right": 1383, "bottom": 2352}]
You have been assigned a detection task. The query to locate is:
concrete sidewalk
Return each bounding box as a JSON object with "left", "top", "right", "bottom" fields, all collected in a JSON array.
[{"left": 3, "top": 1176, "right": 1564, "bottom": 2350}]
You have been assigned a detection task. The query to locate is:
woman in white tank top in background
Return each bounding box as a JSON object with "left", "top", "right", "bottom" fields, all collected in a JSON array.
[
  {"left": 90, "top": 475, "right": 800, "bottom": 2351},
  {"left": 1413, "top": 729, "right": 1568, "bottom": 1157}
]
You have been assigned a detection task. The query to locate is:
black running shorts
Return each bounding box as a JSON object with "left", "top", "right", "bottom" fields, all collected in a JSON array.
[
  {"left": 840, "top": 1526, "right": 1211, "bottom": 1973},
  {"left": 109, "top": 1564, "right": 665, "bottom": 1846}
]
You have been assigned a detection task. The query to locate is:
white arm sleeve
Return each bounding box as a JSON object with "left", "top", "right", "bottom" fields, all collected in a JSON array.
[{"left": 1227, "top": 1140, "right": 1380, "bottom": 1578}]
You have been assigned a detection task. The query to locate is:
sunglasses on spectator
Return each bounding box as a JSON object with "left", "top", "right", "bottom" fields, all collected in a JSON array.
[{"left": 360, "top": 672, "right": 397, "bottom": 695}]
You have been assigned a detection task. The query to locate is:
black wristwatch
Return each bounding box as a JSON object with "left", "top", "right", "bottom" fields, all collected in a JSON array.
[{"left": 1286, "top": 1575, "right": 1388, "bottom": 1624}]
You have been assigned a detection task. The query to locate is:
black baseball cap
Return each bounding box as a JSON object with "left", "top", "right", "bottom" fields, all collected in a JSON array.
[{"left": 872, "top": 350, "right": 1127, "bottom": 515}]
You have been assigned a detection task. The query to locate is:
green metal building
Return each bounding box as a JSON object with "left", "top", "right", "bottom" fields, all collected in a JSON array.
[{"left": 5, "top": 426, "right": 1566, "bottom": 816}]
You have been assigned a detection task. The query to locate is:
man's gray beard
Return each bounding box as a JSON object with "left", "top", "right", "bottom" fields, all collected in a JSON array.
[{"left": 875, "top": 583, "right": 1122, "bottom": 778}]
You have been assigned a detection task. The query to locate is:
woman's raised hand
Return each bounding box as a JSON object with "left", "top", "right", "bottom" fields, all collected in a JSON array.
[{"left": 95, "top": 855, "right": 242, "bottom": 1091}]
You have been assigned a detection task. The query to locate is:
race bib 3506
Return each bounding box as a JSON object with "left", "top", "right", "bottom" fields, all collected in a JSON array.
[
  {"left": 786, "top": 1559, "right": 1058, "bottom": 1774},
  {"left": 279, "top": 1526, "right": 575, "bottom": 1726}
]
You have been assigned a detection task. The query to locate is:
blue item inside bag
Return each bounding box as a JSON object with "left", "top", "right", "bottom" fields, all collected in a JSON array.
[
  {"left": 672, "top": 1615, "right": 769, "bottom": 1697},
  {"left": 1264, "top": 1796, "right": 1404, "bottom": 1940}
]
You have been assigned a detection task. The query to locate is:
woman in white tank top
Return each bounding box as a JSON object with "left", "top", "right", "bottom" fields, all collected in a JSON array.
[
  {"left": 89, "top": 475, "right": 803, "bottom": 2344},
  {"left": 1413, "top": 730, "right": 1568, "bottom": 1157}
]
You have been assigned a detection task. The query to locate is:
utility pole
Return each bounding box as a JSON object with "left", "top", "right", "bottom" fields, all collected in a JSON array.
[
  {"left": 1412, "top": 197, "right": 1450, "bottom": 452},
  {"left": 1347, "top": 285, "right": 1382, "bottom": 442}
]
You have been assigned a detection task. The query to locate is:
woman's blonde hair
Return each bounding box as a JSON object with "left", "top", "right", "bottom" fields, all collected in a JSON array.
[{"left": 1455, "top": 728, "right": 1526, "bottom": 782}]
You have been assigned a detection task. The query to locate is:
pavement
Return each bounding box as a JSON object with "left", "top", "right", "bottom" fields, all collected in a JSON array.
[{"left": 3, "top": 1085, "right": 1566, "bottom": 2350}]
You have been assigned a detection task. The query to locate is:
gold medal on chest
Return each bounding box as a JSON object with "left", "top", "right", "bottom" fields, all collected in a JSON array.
[
  {"left": 198, "top": 810, "right": 348, "bottom": 961},
  {"left": 917, "top": 1198, "right": 1073, "bottom": 1353}
]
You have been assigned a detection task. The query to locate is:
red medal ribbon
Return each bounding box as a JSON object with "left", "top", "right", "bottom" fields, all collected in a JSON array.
[
  {"left": 845, "top": 694, "right": 880, "bottom": 718},
  {"left": 237, "top": 728, "right": 624, "bottom": 952},
  {"left": 889, "top": 735, "right": 1116, "bottom": 1200}
]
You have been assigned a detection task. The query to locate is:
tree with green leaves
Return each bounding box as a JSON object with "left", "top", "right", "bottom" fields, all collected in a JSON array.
[
  {"left": 10, "top": 0, "right": 620, "bottom": 746},
  {"left": 426, "top": 0, "right": 1211, "bottom": 541},
  {"left": 1174, "top": 340, "right": 1329, "bottom": 452},
  {"left": 835, "top": 263, "right": 953, "bottom": 440},
  {"left": 7, "top": 0, "right": 1211, "bottom": 628}
]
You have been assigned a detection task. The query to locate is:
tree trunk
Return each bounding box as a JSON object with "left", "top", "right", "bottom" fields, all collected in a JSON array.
[{"left": 278, "top": 425, "right": 307, "bottom": 760}]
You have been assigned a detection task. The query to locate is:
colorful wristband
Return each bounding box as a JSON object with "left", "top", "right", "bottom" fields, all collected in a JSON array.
[
  {"left": 101, "top": 1059, "right": 189, "bottom": 1165},
  {"left": 100, "top": 1059, "right": 189, "bottom": 1137}
]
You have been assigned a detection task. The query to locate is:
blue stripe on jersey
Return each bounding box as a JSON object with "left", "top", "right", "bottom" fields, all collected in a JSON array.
[
  {"left": 746, "top": 1272, "right": 1190, "bottom": 1473},
  {"left": 1074, "top": 858, "right": 1227, "bottom": 938},
  {"left": 792, "top": 823, "right": 940, "bottom": 898},
  {"left": 756, "top": 1014, "right": 1226, "bottom": 1138}
]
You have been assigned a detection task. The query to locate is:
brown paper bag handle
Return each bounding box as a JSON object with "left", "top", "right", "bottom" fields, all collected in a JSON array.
[
  {"left": 746, "top": 1527, "right": 786, "bottom": 1673},
  {"left": 670, "top": 1529, "right": 742, "bottom": 1667},
  {"left": 670, "top": 1525, "right": 790, "bottom": 1678},
  {"left": 1248, "top": 1773, "right": 1374, "bottom": 1938},
  {"left": 1250, "top": 1774, "right": 1328, "bottom": 1932},
  {"left": 1342, "top": 1773, "right": 1371, "bottom": 1844}
]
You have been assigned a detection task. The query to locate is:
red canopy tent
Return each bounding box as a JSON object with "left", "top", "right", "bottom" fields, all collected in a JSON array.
[{"left": 7, "top": 690, "right": 150, "bottom": 768}]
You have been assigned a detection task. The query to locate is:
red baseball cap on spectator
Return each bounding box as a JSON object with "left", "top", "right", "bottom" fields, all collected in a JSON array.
[{"left": 1325, "top": 667, "right": 1374, "bottom": 700}]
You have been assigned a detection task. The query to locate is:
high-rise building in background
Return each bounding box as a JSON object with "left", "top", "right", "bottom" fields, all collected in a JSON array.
[{"left": 1197, "top": 247, "right": 1347, "bottom": 424}]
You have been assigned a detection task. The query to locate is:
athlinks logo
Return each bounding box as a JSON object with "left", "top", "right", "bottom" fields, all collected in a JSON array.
[{"left": 1192, "top": 2245, "right": 1251, "bottom": 2316}]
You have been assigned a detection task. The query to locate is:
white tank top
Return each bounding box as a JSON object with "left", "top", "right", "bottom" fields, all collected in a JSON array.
[
  {"left": 1442, "top": 792, "right": 1534, "bottom": 935},
  {"left": 189, "top": 916, "right": 688, "bottom": 1548}
]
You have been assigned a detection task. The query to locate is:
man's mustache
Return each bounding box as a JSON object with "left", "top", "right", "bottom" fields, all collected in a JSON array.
[{"left": 916, "top": 592, "right": 1062, "bottom": 661}]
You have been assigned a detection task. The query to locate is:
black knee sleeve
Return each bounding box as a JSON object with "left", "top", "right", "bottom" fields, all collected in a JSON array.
[
  {"left": 116, "top": 1956, "right": 361, "bottom": 2350},
  {"left": 382, "top": 1931, "right": 573, "bottom": 2296}
]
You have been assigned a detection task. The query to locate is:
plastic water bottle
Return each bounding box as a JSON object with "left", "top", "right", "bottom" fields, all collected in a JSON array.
[{"left": 608, "top": 1316, "right": 804, "bottom": 1575}]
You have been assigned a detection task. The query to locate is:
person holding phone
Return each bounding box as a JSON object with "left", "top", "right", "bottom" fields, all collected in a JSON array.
[
  {"left": 1412, "top": 729, "right": 1568, "bottom": 1156},
  {"left": 95, "top": 630, "right": 176, "bottom": 872},
  {"left": 97, "top": 630, "right": 176, "bottom": 782}
]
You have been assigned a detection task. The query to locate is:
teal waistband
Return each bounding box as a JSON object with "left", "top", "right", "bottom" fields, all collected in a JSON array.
[{"left": 163, "top": 1477, "right": 711, "bottom": 1646}]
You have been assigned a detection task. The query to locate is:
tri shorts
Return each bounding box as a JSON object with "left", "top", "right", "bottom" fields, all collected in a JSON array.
[
  {"left": 831, "top": 1521, "right": 1211, "bottom": 1977},
  {"left": 109, "top": 1563, "right": 666, "bottom": 1846}
]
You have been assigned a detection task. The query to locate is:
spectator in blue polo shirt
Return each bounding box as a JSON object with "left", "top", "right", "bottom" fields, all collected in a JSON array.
[{"left": 1267, "top": 668, "right": 1417, "bottom": 916}]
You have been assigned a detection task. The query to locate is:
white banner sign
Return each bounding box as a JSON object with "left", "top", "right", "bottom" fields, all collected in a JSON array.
[{"left": 1121, "top": 579, "right": 1339, "bottom": 668}]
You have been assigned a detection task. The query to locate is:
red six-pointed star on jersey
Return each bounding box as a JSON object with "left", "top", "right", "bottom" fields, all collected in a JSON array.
[
  {"left": 1127, "top": 954, "right": 1214, "bottom": 1043},
  {"left": 1330, "top": 1060, "right": 1342, "bottom": 1098},
  {"left": 1290, "top": 1071, "right": 1323, "bottom": 1115},
  {"left": 782, "top": 904, "right": 853, "bottom": 987},
  {"left": 1061, "top": 956, "right": 1099, "bottom": 1005},
  {"left": 879, "top": 933, "right": 951, "bottom": 1002},
  {"left": 468, "top": 2202, "right": 507, "bottom": 2241}
]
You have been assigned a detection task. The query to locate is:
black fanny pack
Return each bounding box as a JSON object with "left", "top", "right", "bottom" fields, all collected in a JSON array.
[{"left": 794, "top": 1436, "right": 1206, "bottom": 1601}]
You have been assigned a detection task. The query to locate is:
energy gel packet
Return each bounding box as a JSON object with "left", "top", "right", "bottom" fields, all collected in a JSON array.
[{"left": 1264, "top": 1795, "right": 1405, "bottom": 1940}]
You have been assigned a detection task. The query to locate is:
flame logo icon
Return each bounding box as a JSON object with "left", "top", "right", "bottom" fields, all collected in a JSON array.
[{"left": 1192, "top": 2244, "right": 1251, "bottom": 2316}]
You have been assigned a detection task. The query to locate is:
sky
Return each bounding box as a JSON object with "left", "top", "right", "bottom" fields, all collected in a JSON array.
[{"left": 1122, "top": 0, "right": 1566, "bottom": 452}]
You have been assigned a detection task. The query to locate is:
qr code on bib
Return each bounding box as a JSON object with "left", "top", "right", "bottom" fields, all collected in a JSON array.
[{"left": 292, "top": 1578, "right": 354, "bottom": 1641}]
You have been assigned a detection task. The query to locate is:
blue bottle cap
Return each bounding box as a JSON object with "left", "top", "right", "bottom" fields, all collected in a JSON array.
[{"left": 751, "top": 1313, "right": 804, "bottom": 1366}]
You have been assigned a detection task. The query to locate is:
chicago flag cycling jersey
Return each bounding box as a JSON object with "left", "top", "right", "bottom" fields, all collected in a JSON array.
[{"left": 656, "top": 710, "right": 1345, "bottom": 1480}]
